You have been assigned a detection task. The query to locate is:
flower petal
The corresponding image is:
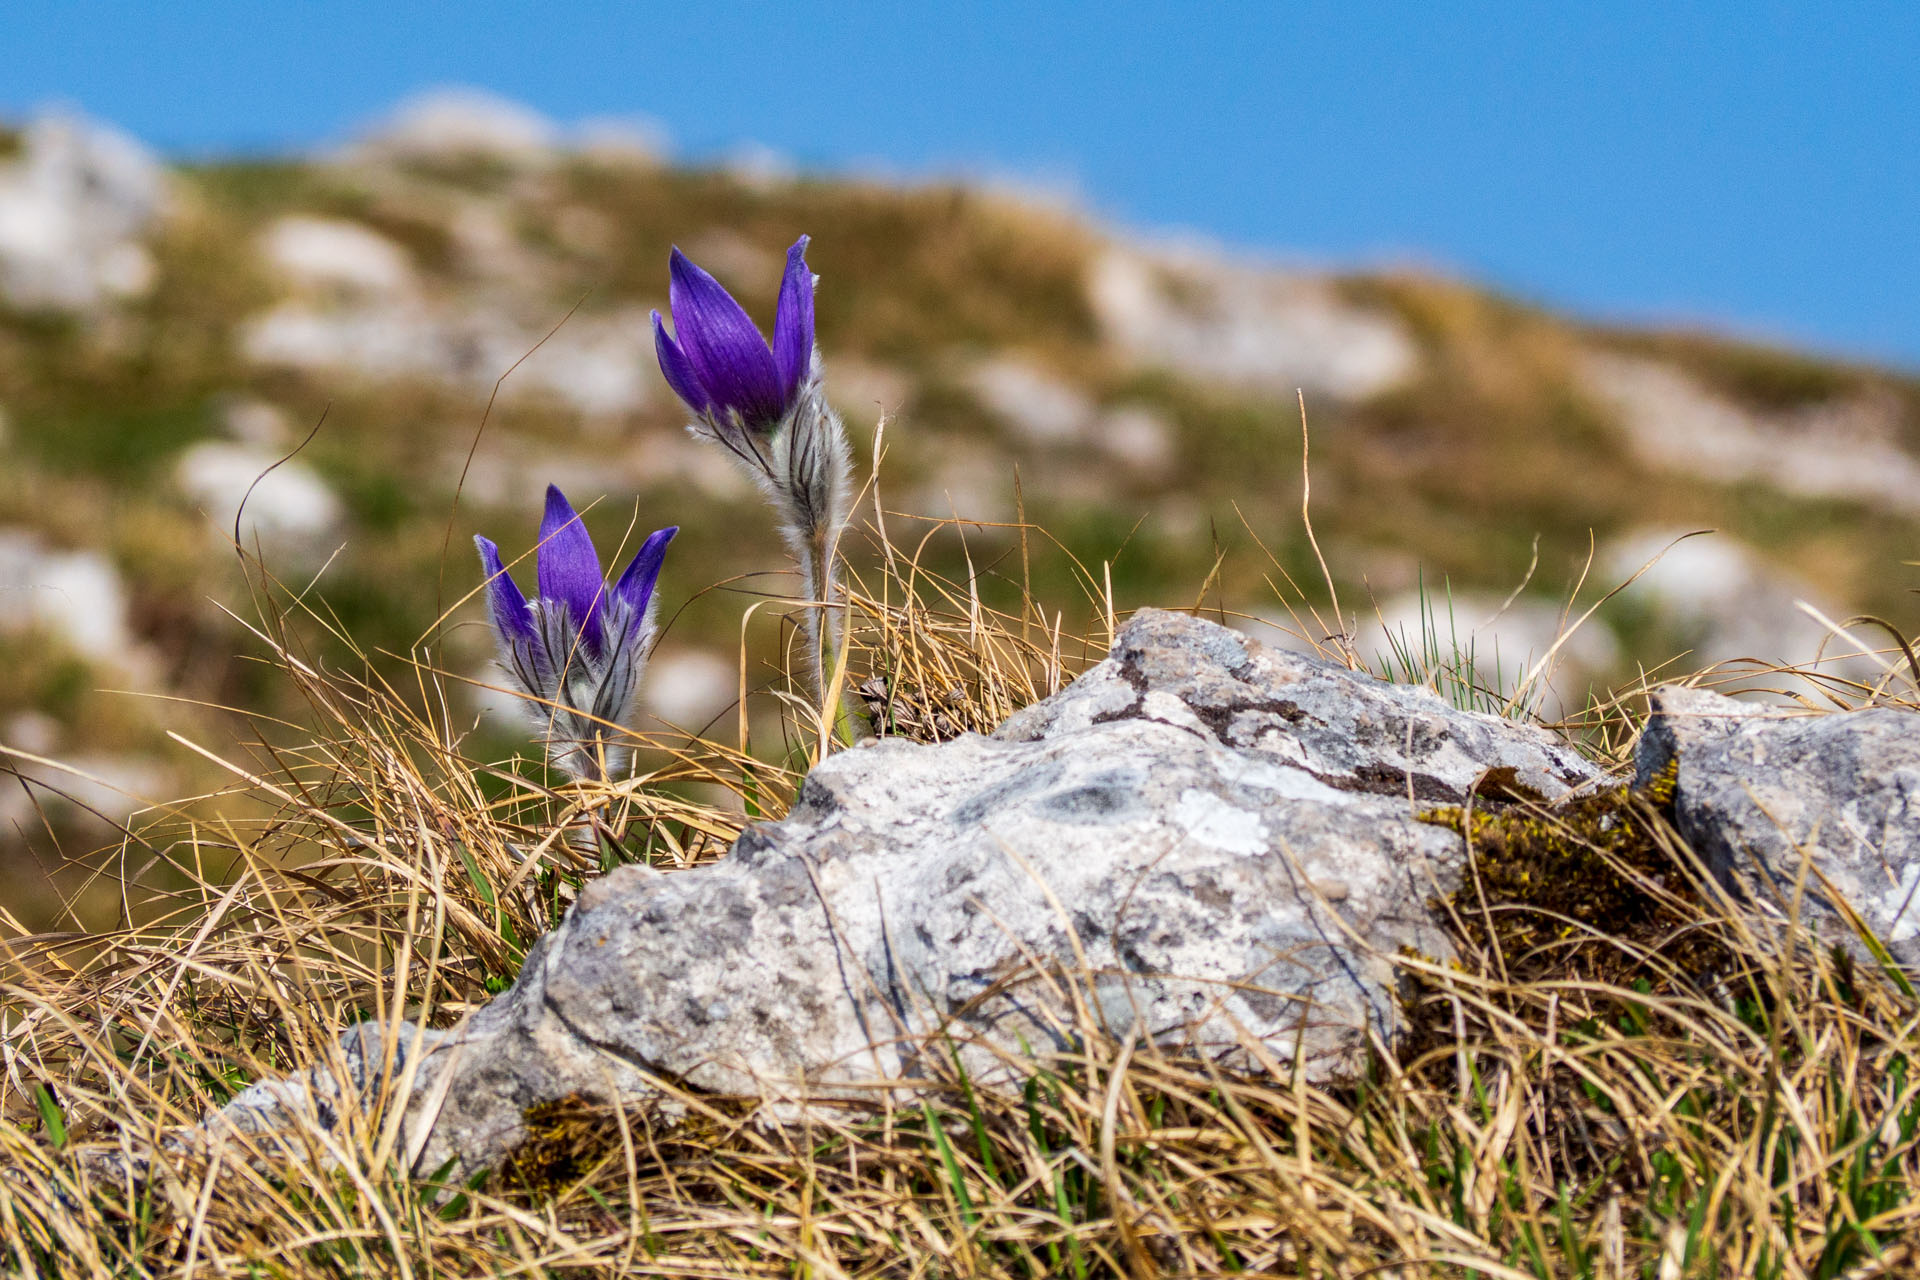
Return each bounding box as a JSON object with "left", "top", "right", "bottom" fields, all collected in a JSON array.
[
  {"left": 652, "top": 310, "right": 711, "bottom": 416},
  {"left": 668, "top": 246, "right": 784, "bottom": 428},
  {"left": 612, "top": 525, "right": 678, "bottom": 636},
  {"left": 474, "top": 534, "right": 535, "bottom": 644},
  {"left": 772, "top": 235, "right": 815, "bottom": 407},
  {"left": 536, "top": 485, "right": 607, "bottom": 648}
]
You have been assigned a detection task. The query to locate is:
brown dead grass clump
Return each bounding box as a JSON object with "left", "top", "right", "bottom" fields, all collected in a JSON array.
[{"left": 4, "top": 495, "right": 1920, "bottom": 1278}]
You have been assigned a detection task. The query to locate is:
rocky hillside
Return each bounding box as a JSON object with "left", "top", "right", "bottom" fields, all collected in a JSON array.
[{"left": 2, "top": 92, "right": 1916, "bottom": 919}]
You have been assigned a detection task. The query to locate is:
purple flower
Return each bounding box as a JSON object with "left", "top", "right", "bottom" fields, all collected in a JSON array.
[
  {"left": 651, "top": 233, "right": 858, "bottom": 739},
  {"left": 652, "top": 236, "right": 815, "bottom": 438},
  {"left": 476, "top": 485, "right": 676, "bottom": 779}
]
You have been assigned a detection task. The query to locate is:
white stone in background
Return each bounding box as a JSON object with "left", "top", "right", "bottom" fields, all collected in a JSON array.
[
  {"left": 965, "top": 357, "right": 1176, "bottom": 473},
  {"left": 573, "top": 115, "right": 671, "bottom": 166},
  {"left": 515, "top": 310, "right": 655, "bottom": 416},
  {"left": 967, "top": 357, "right": 1094, "bottom": 445},
  {"left": 1096, "top": 404, "right": 1176, "bottom": 472},
  {"left": 219, "top": 396, "right": 294, "bottom": 446},
  {"left": 0, "top": 111, "right": 165, "bottom": 311},
  {"left": 827, "top": 359, "right": 914, "bottom": 430},
  {"left": 355, "top": 88, "right": 558, "bottom": 162},
  {"left": 1090, "top": 247, "right": 1418, "bottom": 401},
  {"left": 626, "top": 432, "right": 755, "bottom": 502},
  {"left": 1579, "top": 352, "right": 1920, "bottom": 516},
  {"left": 1603, "top": 529, "right": 1875, "bottom": 696},
  {"left": 722, "top": 141, "right": 798, "bottom": 190},
  {"left": 239, "top": 299, "right": 655, "bottom": 417},
  {"left": 0, "top": 752, "right": 169, "bottom": 831},
  {"left": 904, "top": 446, "right": 1018, "bottom": 524},
  {"left": 260, "top": 215, "right": 415, "bottom": 295},
  {"left": 642, "top": 649, "right": 738, "bottom": 727},
  {"left": 0, "top": 529, "right": 133, "bottom": 661},
  {"left": 1358, "top": 591, "right": 1621, "bottom": 720},
  {"left": 175, "top": 441, "right": 342, "bottom": 544},
  {"left": 95, "top": 241, "right": 157, "bottom": 299},
  {"left": 447, "top": 202, "right": 533, "bottom": 280},
  {"left": 466, "top": 667, "right": 533, "bottom": 730},
  {"left": 3, "top": 710, "right": 61, "bottom": 754}
]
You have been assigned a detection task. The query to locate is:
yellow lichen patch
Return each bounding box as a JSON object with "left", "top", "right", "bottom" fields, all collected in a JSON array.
[
  {"left": 498, "top": 1093, "right": 623, "bottom": 1198},
  {"left": 1415, "top": 760, "right": 1726, "bottom": 988}
]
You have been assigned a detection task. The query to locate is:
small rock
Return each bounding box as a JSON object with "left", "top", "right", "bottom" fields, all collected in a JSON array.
[
  {"left": 1635, "top": 684, "right": 1920, "bottom": 961},
  {"left": 218, "top": 396, "right": 295, "bottom": 446},
  {"left": 967, "top": 356, "right": 1095, "bottom": 445},
  {"left": 175, "top": 441, "right": 342, "bottom": 547},
  {"left": 0, "top": 111, "right": 165, "bottom": 311},
  {"left": 0, "top": 529, "right": 134, "bottom": 661},
  {"left": 642, "top": 649, "right": 737, "bottom": 727},
  {"left": 572, "top": 115, "right": 671, "bottom": 166},
  {"left": 1603, "top": 530, "right": 1872, "bottom": 697},
  {"left": 355, "top": 88, "right": 558, "bottom": 163},
  {"left": 240, "top": 299, "right": 654, "bottom": 417},
  {"left": 260, "top": 215, "right": 414, "bottom": 295},
  {"left": 1581, "top": 352, "right": 1920, "bottom": 516},
  {"left": 1090, "top": 246, "right": 1417, "bottom": 400}
]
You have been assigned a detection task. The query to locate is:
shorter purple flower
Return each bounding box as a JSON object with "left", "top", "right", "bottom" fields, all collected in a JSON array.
[
  {"left": 476, "top": 485, "right": 676, "bottom": 780},
  {"left": 652, "top": 235, "right": 815, "bottom": 442}
]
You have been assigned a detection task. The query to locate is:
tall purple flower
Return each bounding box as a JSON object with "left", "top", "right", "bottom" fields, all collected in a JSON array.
[
  {"left": 653, "top": 238, "right": 815, "bottom": 440},
  {"left": 652, "top": 235, "right": 856, "bottom": 735},
  {"left": 476, "top": 485, "right": 676, "bottom": 781}
]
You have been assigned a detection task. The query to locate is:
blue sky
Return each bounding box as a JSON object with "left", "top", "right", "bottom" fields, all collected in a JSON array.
[{"left": 6, "top": 2, "right": 1916, "bottom": 367}]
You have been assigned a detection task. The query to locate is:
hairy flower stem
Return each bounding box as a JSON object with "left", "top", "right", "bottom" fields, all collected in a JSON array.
[{"left": 800, "top": 526, "right": 863, "bottom": 746}]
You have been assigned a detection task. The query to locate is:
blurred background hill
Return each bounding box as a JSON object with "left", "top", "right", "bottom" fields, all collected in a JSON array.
[{"left": 1, "top": 74, "right": 1915, "bottom": 926}]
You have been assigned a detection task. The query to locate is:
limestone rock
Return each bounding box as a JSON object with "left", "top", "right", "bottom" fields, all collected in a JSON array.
[
  {"left": 1635, "top": 684, "right": 1920, "bottom": 960},
  {"left": 1603, "top": 529, "right": 1875, "bottom": 700},
  {"left": 0, "top": 112, "right": 164, "bottom": 311},
  {"left": 1581, "top": 352, "right": 1920, "bottom": 517},
  {"left": 1089, "top": 247, "right": 1418, "bottom": 400},
  {"left": 203, "top": 609, "right": 1605, "bottom": 1176}
]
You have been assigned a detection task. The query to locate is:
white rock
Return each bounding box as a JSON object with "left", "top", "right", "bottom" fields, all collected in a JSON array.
[
  {"left": 967, "top": 357, "right": 1094, "bottom": 445},
  {"left": 239, "top": 298, "right": 654, "bottom": 416},
  {"left": 722, "top": 141, "right": 798, "bottom": 190},
  {"left": 572, "top": 115, "right": 671, "bottom": 165},
  {"left": 357, "top": 88, "right": 558, "bottom": 162},
  {"left": 965, "top": 359, "right": 1175, "bottom": 473},
  {"left": 175, "top": 441, "right": 342, "bottom": 543},
  {"left": 642, "top": 649, "right": 738, "bottom": 727},
  {"left": 202, "top": 611, "right": 1603, "bottom": 1177},
  {"left": 0, "top": 751, "right": 168, "bottom": 830},
  {"left": 260, "top": 215, "right": 414, "bottom": 295},
  {"left": 0, "top": 111, "right": 165, "bottom": 311},
  {"left": 1604, "top": 530, "right": 1874, "bottom": 695},
  {"left": 3, "top": 710, "right": 61, "bottom": 754},
  {"left": 0, "top": 529, "right": 132, "bottom": 661},
  {"left": 219, "top": 397, "right": 294, "bottom": 445},
  {"left": 1096, "top": 403, "right": 1176, "bottom": 472},
  {"left": 827, "top": 359, "right": 914, "bottom": 430},
  {"left": 1580, "top": 352, "right": 1920, "bottom": 515},
  {"left": 1090, "top": 247, "right": 1418, "bottom": 400}
]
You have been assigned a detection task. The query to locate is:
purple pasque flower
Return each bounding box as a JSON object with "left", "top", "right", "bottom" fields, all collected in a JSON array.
[
  {"left": 475, "top": 485, "right": 676, "bottom": 781},
  {"left": 652, "top": 235, "right": 815, "bottom": 444},
  {"left": 651, "top": 236, "right": 849, "bottom": 542},
  {"left": 652, "top": 233, "right": 858, "bottom": 736}
]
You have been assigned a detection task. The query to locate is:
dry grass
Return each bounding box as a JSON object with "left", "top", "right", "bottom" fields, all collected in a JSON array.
[{"left": 4, "top": 493, "right": 1920, "bottom": 1279}]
